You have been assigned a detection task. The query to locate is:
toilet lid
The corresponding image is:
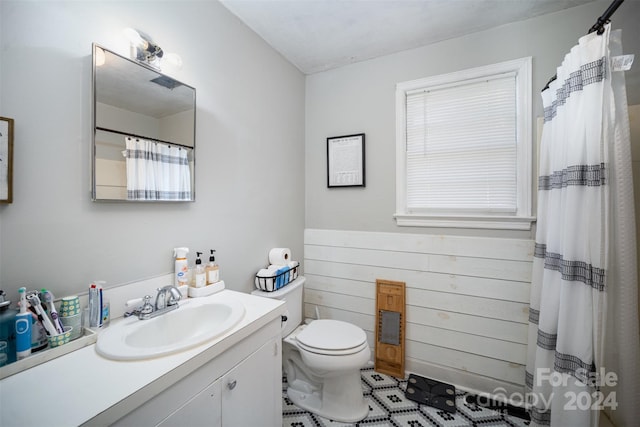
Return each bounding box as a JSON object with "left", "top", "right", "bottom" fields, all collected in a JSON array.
[{"left": 296, "top": 319, "right": 367, "bottom": 352}]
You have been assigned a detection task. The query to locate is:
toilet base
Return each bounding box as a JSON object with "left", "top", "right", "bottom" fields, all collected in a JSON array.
[
  {"left": 286, "top": 368, "right": 369, "bottom": 423},
  {"left": 287, "top": 384, "right": 369, "bottom": 423}
]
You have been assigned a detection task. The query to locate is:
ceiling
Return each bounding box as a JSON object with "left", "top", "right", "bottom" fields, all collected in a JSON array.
[{"left": 220, "top": 0, "right": 596, "bottom": 74}]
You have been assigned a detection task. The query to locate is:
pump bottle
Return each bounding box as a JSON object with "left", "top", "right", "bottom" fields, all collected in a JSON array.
[
  {"left": 194, "top": 252, "right": 206, "bottom": 288},
  {"left": 173, "top": 247, "right": 190, "bottom": 287},
  {"left": 206, "top": 249, "right": 219, "bottom": 285}
]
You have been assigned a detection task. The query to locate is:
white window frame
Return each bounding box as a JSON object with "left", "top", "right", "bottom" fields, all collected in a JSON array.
[{"left": 394, "top": 57, "right": 535, "bottom": 230}]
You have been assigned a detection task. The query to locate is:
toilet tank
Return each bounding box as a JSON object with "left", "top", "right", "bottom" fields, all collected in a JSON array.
[{"left": 251, "top": 276, "right": 305, "bottom": 337}]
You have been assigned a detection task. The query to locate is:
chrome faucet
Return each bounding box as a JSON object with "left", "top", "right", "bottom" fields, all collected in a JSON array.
[
  {"left": 155, "top": 285, "right": 182, "bottom": 311},
  {"left": 125, "top": 286, "right": 182, "bottom": 320}
]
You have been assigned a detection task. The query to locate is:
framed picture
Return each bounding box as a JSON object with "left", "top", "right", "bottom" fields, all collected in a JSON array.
[
  {"left": 327, "top": 133, "right": 365, "bottom": 188},
  {"left": 0, "top": 117, "right": 13, "bottom": 203}
]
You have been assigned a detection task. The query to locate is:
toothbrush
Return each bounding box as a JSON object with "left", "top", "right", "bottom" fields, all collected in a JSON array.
[
  {"left": 15, "top": 287, "right": 32, "bottom": 360},
  {"left": 41, "top": 289, "right": 65, "bottom": 334},
  {"left": 27, "top": 301, "right": 53, "bottom": 338},
  {"left": 26, "top": 291, "right": 59, "bottom": 336},
  {"left": 98, "top": 285, "right": 103, "bottom": 327}
]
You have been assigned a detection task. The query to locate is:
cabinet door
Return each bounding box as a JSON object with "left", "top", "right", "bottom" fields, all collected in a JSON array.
[
  {"left": 158, "top": 378, "right": 222, "bottom": 427},
  {"left": 221, "top": 337, "right": 282, "bottom": 427}
]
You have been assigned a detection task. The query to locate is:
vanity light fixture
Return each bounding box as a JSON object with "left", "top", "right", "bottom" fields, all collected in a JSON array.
[{"left": 123, "top": 28, "right": 182, "bottom": 71}]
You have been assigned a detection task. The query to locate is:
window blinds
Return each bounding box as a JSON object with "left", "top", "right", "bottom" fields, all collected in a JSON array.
[{"left": 405, "top": 74, "right": 517, "bottom": 213}]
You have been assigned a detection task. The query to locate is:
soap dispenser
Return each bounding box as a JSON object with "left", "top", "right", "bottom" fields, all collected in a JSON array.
[
  {"left": 173, "top": 247, "right": 190, "bottom": 287},
  {"left": 206, "top": 249, "right": 219, "bottom": 285},
  {"left": 194, "top": 252, "right": 206, "bottom": 288}
]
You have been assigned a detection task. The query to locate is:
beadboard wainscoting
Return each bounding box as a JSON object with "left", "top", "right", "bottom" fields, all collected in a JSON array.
[{"left": 303, "top": 228, "right": 534, "bottom": 397}]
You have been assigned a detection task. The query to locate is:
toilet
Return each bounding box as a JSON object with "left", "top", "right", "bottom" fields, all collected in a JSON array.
[{"left": 252, "top": 276, "right": 370, "bottom": 422}]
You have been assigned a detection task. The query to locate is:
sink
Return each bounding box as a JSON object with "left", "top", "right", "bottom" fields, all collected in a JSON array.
[{"left": 96, "top": 298, "right": 245, "bottom": 360}]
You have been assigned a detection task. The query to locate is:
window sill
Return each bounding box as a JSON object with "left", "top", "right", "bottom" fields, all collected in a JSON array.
[{"left": 393, "top": 214, "right": 536, "bottom": 230}]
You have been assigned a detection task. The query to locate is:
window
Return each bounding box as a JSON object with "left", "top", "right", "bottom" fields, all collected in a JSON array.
[{"left": 395, "top": 57, "right": 534, "bottom": 230}]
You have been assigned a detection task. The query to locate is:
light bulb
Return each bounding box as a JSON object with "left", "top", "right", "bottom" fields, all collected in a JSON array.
[
  {"left": 164, "top": 53, "right": 183, "bottom": 69},
  {"left": 123, "top": 27, "right": 147, "bottom": 49}
]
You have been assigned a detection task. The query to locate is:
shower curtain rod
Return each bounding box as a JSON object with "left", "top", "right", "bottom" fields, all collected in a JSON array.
[
  {"left": 542, "top": 0, "right": 625, "bottom": 92},
  {"left": 96, "top": 126, "right": 193, "bottom": 150}
]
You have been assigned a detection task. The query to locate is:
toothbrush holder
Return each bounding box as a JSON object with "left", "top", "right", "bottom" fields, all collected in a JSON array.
[{"left": 47, "top": 326, "right": 73, "bottom": 348}]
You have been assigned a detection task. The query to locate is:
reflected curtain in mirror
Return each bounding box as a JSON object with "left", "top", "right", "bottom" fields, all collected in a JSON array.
[
  {"left": 91, "top": 43, "right": 196, "bottom": 202},
  {"left": 124, "top": 137, "right": 191, "bottom": 201}
]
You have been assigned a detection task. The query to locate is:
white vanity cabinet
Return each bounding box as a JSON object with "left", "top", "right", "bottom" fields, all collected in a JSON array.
[
  {"left": 158, "top": 378, "right": 222, "bottom": 427},
  {"left": 220, "top": 336, "right": 281, "bottom": 426},
  {"left": 111, "top": 317, "right": 282, "bottom": 427}
]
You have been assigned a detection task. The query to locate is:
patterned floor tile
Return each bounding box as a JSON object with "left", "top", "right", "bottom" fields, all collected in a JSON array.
[
  {"left": 283, "top": 391, "right": 302, "bottom": 412},
  {"left": 453, "top": 394, "right": 507, "bottom": 424},
  {"left": 372, "top": 388, "right": 420, "bottom": 413},
  {"left": 283, "top": 368, "right": 530, "bottom": 427},
  {"left": 419, "top": 405, "right": 479, "bottom": 427},
  {"left": 364, "top": 394, "right": 392, "bottom": 421},
  {"left": 283, "top": 411, "right": 324, "bottom": 427},
  {"left": 389, "top": 409, "right": 436, "bottom": 427},
  {"left": 361, "top": 367, "right": 401, "bottom": 390}
]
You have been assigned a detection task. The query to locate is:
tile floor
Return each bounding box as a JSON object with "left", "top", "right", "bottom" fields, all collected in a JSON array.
[{"left": 282, "top": 367, "right": 531, "bottom": 427}]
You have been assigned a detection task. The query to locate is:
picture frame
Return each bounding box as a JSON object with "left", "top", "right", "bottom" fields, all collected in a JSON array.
[
  {"left": 0, "top": 116, "right": 14, "bottom": 203},
  {"left": 327, "top": 133, "right": 365, "bottom": 188}
]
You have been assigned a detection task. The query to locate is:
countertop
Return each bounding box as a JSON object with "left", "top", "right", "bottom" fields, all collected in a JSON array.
[{"left": 0, "top": 289, "right": 285, "bottom": 427}]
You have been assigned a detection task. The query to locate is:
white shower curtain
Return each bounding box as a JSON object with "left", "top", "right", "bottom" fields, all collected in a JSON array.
[
  {"left": 526, "top": 24, "right": 639, "bottom": 427},
  {"left": 124, "top": 136, "right": 192, "bottom": 201}
]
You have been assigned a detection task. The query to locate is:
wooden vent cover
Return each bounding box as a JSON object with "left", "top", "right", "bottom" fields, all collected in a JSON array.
[{"left": 375, "top": 279, "right": 406, "bottom": 378}]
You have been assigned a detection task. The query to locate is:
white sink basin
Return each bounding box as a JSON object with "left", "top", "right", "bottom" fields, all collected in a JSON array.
[{"left": 96, "top": 298, "right": 245, "bottom": 360}]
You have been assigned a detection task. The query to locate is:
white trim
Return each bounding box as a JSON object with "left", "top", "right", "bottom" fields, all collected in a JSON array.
[
  {"left": 393, "top": 213, "right": 536, "bottom": 230},
  {"left": 395, "top": 57, "right": 533, "bottom": 230}
]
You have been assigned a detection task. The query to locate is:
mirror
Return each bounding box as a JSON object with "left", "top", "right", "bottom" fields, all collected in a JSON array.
[{"left": 92, "top": 43, "right": 196, "bottom": 201}]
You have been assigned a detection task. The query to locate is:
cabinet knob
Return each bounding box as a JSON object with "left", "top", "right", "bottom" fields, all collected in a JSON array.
[{"left": 228, "top": 380, "right": 237, "bottom": 390}]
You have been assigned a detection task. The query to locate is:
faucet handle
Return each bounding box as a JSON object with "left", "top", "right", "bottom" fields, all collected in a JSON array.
[
  {"left": 125, "top": 297, "right": 144, "bottom": 308},
  {"left": 125, "top": 295, "right": 154, "bottom": 318},
  {"left": 141, "top": 295, "right": 154, "bottom": 315}
]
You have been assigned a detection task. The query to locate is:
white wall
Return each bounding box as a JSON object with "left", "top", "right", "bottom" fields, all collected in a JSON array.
[
  {"left": 304, "top": 229, "right": 533, "bottom": 395},
  {"left": 0, "top": 1, "right": 305, "bottom": 301},
  {"left": 303, "top": 0, "right": 640, "bottom": 395},
  {"left": 97, "top": 102, "right": 195, "bottom": 147},
  {"left": 160, "top": 109, "right": 195, "bottom": 147},
  {"left": 97, "top": 102, "right": 161, "bottom": 141},
  {"left": 305, "top": 0, "right": 640, "bottom": 236}
]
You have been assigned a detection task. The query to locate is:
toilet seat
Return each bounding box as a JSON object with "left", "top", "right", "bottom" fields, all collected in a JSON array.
[{"left": 295, "top": 319, "right": 367, "bottom": 356}]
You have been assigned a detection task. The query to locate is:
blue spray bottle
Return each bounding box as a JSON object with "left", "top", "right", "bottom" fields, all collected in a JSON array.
[{"left": 15, "top": 287, "right": 32, "bottom": 360}]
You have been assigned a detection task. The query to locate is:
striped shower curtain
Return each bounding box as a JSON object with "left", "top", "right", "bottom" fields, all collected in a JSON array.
[
  {"left": 526, "top": 24, "right": 638, "bottom": 426},
  {"left": 124, "top": 136, "right": 192, "bottom": 201}
]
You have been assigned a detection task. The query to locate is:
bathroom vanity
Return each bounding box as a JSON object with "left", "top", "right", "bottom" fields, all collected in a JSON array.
[
  {"left": 109, "top": 318, "right": 281, "bottom": 426},
  {"left": 0, "top": 290, "right": 285, "bottom": 427}
]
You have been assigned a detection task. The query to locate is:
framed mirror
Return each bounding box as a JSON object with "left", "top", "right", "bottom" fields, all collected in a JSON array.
[{"left": 92, "top": 43, "right": 196, "bottom": 201}]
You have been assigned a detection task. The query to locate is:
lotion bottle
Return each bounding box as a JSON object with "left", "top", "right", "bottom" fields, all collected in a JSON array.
[
  {"left": 15, "top": 287, "right": 31, "bottom": 360},
  {"left": 173, "top": 247, "right": 190, "bottom": 287},
  {"left": 206, "top": 249, "right": 219, "bottom": 285},
  {"left": 194, "top": 252, "right": 206, "bottom": 288}
]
